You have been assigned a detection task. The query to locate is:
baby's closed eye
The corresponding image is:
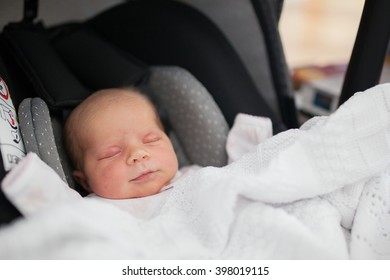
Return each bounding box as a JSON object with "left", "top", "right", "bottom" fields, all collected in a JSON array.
[
  {"left": 143, "top": 132, "right": 162, "bottom": 144},
  {"left": 98, "top": 147, "right": 122, "bottom": 160}
]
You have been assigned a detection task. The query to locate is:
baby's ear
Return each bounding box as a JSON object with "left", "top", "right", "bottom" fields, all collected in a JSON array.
[{"left": 72, "top": 170, "right": 91, "bottom": 192}]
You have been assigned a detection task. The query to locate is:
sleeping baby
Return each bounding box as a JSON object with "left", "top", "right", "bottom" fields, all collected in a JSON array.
[
  {"left": 64, "top": 87, "right": 180, "bottom": 199},
  {"left": 64, "top": 87, "right": 271, "bottom": 199}
]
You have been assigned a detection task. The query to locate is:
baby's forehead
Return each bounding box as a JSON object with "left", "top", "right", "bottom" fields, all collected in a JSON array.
[
  {"left": 85, "top": 93, "right": 157, "bottom": 123},
  {"left": 81, "top": 91, "right": 150, "bottom": 115},
  {"left": 70, "top": 90, "right": 161, "bottom": 138},
  {"left": 104, "top": 91, "right": 152, "bottom": 109}
]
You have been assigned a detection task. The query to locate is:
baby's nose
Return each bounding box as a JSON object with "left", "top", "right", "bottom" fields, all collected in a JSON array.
[{"left": 128, "top": 149, "right": 150, "bottom": 164}]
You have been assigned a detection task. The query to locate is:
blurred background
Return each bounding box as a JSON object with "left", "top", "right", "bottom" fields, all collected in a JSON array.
[
  {"left": 279, "top": 0, "right": 390, "bottom": 118},
  {"left": 280, "top": 0, "right": 366, "bottom": 68}
]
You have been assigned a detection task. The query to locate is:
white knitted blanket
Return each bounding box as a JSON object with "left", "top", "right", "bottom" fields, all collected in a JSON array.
[{"left": 1, "top": 84, "right": 390, "bottom": 259}]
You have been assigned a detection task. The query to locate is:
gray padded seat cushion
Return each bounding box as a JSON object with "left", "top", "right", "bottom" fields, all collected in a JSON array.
[
  {"left": 18, "top": 98, "right": 76, "bottom": 189},
  {"left": 18, "top": 66, "right": 229, "bottom": 189},
  {"left": 148, "top": 66, "right": 229, "bottom": 167}
]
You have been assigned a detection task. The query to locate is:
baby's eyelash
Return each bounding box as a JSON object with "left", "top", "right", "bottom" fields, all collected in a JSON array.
[
  {"left": 143, "top": 134, "right": 162, "bottom": 143},
  {"left": 98, "top": 148, "right": 122, "bottom": 160}
]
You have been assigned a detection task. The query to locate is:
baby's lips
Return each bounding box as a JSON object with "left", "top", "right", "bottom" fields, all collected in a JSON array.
[{"left": 130, "top": 170, "right": 156, "bottom": 182}]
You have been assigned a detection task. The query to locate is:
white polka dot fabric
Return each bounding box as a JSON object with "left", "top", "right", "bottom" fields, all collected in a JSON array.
[
  {"left": 18, "top": 98, "right": 64, "bottom": 178},
  {"left": 148, "top": 66, "right": 229, "bottom": 167},
  {"left": 18, "top": 98, "right": 77, "bottom": 190}
]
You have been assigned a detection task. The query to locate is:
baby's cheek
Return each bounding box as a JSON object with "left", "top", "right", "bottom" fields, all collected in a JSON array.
[
  {"left": 90, "top": 163, "right": 113, "bottom": 185},
  {"left": 162, "top": 149, "right": 179, "bottom": 173},
  {"left": 95, "top": 164, "right": 123, "bottom": 195},
  {"left": 100, "top": 163, "right": 121, "bottom": 181}
]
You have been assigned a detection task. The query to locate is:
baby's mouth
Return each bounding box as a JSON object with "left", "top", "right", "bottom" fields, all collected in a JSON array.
[{"left": 130, "top": 170, "right": 156, "bottom": 182}]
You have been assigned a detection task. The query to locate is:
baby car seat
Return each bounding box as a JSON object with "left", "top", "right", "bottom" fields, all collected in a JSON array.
[
  {"left": 0, "top": 0, "right": 296, "bottom": 224},
  {"left": 0, "top": 20, "right": 230, "bottom": 222}
]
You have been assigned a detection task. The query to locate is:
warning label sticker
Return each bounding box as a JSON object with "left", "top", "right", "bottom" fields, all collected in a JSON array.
[{"left": 0, "top": 76, "right": 26, "bottom": 171}]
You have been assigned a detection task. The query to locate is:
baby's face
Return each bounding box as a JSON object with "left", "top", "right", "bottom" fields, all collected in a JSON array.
[{"left": 75, "top": 95, "right": 178, "bottom": 199}]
